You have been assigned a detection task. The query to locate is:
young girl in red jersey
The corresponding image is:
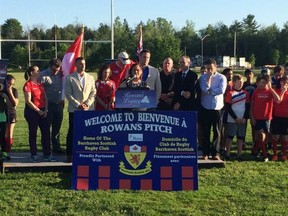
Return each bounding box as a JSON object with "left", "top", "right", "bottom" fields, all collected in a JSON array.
[
  {"left": 250, "top": 74, "right": 281, "bottom": 162},
  {"left": 271, "top": 76, "right": 288, "bottom": 161},
  {"left": 95, "top": 65, "right": 116, "bottom": 110}
]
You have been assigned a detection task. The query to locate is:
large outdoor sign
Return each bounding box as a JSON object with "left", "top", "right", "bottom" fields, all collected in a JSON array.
[{"left": 71, "top": 111, "right": 198, "bottom": 191}]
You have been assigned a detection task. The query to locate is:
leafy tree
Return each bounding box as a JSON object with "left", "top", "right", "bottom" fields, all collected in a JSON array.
[
  {"left": 5, "top": 15, "right": 288, "bottom": 69},
  {"left": 255, "top": 24, "right": 280, "bottom": 65},
  {"left": 1, "top": 18, "right": 23, "bottom": 39},
  {"left": 278, "top": 22, "right": 288, "bottom": 64},
  {"left": 249, "top": 53, "right": 256, "bottom": 68},
  {"left": 1, "top": 18, "right": 24, "bottom": 61},
  {"left": 175, "top": 20, "right": 198, "bottom": 57},
  {"left": 242, "top": 14, "right": 259, "bottom": 35},
  {"left": 241, "top": 14, "right": 260, "bottom": 59},
  {"left": 10, "top": 44, "right": 28, "bottom": 68},
  {"left": 271, "top": 49, "right": 280, "bottom": 64},
  {"left": 143, "top": 18, "right": 182, "bottom": 67}
]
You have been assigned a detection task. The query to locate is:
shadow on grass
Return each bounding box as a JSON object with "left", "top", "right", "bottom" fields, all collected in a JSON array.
[{"left": 44, "top": 172, "right": 73, "bottom": 190}]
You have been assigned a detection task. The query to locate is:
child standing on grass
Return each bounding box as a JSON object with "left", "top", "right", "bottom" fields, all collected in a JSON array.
[
  {"left": 3, "top": 75, "right": 18, "bottom": 156},
  {"left": 250, "top": 74, "right": 280, "bottom": 162},
  {"left": 224, "top": 75, "right": 250, "bottom": 161},
  {"left": 0, "top": 91, "right": 8, "bottom": 160},
  {"left": 242, "top": 69, "right": 257, "bottom": 149},
  {"left": 271, "top": 76, "right": 288, "bottom": 161}
]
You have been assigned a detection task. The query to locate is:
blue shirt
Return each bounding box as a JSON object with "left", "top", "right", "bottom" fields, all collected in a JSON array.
[
  {"left": 199, "top": 71, "right": 226, "bottom": 110},
  {"left": 142, "top": 66, "right": 149, "bottom": 81},
  {"left": 39, "top": 68, "right": 63, "bottom": 103}
]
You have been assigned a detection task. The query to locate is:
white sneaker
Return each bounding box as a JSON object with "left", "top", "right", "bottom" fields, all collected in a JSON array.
[{"left": 264, "top": 157, "right": 269, "bottom": 162}]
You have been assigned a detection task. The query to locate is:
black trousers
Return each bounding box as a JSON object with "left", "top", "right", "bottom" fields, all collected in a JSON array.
[
  {"left": 47, "top": 102, "right": 63, "bottom": 151},
  {"left": 201, "top": 108, "right": 223, "bottom": 157}
]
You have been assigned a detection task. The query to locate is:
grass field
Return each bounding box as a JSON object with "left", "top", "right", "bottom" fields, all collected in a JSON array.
[{"left": 0, "top": 70, "right": 288, "bottom": 216}]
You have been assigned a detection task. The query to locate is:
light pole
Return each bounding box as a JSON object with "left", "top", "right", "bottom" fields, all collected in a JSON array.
[{"left": 201, "top": 34, "right": 210, "bottom": 66}]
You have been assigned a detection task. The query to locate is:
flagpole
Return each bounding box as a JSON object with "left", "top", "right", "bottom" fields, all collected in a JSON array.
[
  {"left": 54, "top": 15, "right": 57, "bottom": 58},
  {"left": 81, "top": 25, "right": 85, "bottom": 57},
  {"left": 137, "top": 23, "right": 143, "bottom": 59},
  {"left": 111, "top": 0, "right": 114, "bottom": 59}
]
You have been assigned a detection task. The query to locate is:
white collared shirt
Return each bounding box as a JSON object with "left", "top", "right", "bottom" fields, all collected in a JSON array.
[{"left": 78, "top": 73, "right": 85, "bottom": 87}]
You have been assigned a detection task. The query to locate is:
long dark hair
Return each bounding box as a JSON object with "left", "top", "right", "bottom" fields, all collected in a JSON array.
[
  {"left": 24, "top": 65, "right": 37, "bottom": 81},
  {"left": 97, "top": 65, "right": 111, "bottom": 81},
  {"left": 128, "top": 63, "right": 142, "bottom": 77}
]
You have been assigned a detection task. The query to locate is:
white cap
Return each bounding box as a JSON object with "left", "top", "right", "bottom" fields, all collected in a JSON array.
[{"left": 118, "top": 52, "right": 131, "bottom": 65}]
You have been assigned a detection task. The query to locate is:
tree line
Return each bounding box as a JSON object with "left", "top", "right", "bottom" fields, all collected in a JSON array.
[{"left": 1, "top": 14, "right": 288, "bottom": 70}]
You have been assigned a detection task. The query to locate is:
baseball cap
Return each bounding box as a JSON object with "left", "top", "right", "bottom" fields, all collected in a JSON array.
[
  {"left": 118, "top": 52, "right": 131, "bottom": 65},
  {"left": 261, "top": 68, "right": 271, "bottom": 76}
]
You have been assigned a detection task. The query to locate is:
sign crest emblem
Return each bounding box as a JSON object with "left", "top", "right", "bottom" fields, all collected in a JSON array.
[
  {"left": 124, "top": 144, "right": 146, "bottom": 169},
  {"left": 119, "top": 144, "right": 151, "bottom": 176}
]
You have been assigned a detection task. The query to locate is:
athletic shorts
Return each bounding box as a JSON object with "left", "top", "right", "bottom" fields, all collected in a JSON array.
[
  {"left": 6, "top": 110, "right": 17, "bottom": 124},
  {"left": 227, "top": 122, "right": 246, "bottom": 139},
  {"left": 254, "top": 120, "right": 270, "bottom": 133},
  {"left": 271, "top": 116, "right": 288, "bottom": 135}
]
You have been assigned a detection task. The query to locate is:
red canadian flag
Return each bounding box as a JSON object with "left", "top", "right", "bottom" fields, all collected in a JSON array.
[{"left": 62, "top": 31, "right": 84, "bottom": 78}]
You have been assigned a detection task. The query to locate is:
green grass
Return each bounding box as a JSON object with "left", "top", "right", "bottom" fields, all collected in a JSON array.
[{"left": 1, "top": 71, "right": 288, "bottom": 216}]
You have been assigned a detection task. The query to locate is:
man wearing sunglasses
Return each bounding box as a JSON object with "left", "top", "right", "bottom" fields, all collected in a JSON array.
[{"left": 109, "top": 51, "right": 135, "bottom": 89}]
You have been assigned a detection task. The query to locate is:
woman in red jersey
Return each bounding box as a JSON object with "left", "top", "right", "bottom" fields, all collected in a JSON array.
[
  {"left": 95, "top": 65, "right": 116, "bottom": 110},
  {"left": 23, "top": 65, "right": 56, "bottom": 162}
]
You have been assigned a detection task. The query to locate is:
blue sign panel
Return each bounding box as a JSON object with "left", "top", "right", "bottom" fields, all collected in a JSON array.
[
  {"left": 72, "top": 111, "right": 198, "bottom": 191},
  {"left": 115, "top": 89, "right": 157, "bottom": 108}
]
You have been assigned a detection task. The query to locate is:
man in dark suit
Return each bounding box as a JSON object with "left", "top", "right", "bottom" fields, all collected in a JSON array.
[{"left": 172, "top": 55, "right": 198, "bottom": 111}]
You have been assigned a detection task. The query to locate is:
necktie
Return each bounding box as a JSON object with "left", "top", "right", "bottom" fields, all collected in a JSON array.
[{"left": 182, "top": 73, "right": 185, "bottom": 78}]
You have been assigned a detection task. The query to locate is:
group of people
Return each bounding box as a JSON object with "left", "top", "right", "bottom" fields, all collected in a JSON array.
[
  {"left": 1, "top": 49, "right": 288, "bottom": 163},
  {"left": 220, "top": 65, "right": 288, "bottom": 162}
]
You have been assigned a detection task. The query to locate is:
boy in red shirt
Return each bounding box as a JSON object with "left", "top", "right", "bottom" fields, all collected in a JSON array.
[
  {"left": 271, "top": 76, "right": 288, "bottom": 161},
  {"left": 250, "top": 74, "right": 280, "bottom": 162}
]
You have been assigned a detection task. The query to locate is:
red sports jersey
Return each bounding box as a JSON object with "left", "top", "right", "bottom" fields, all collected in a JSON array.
[
  {"left": 251, "top": 88, "right": 274, "bottom": 120},
  {"left": 95, "top": 79, "right": 116, "bottom": 110},
  {"left": 273, "top": 89, "right": 288, "bottom": 117},
  {"left": 109, "top": 60, "right": 135, "bottom": 89},
  {"left": 23, "top": 80, "right": 46, "bottom": 108}
]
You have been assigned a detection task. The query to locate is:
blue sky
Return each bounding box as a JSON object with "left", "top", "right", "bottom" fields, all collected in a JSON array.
[{"left": 1, "top": 0, "right": 288, "bottom": 31}]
